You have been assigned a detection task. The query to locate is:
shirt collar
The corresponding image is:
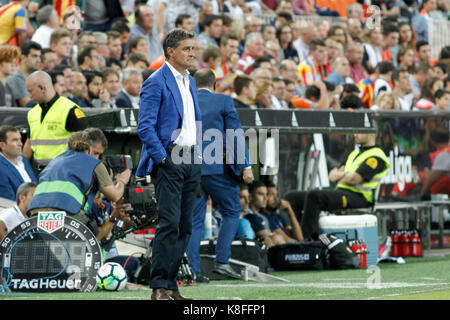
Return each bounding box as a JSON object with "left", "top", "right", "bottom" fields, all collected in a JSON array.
[
  {"left": 166, "top": 61, "right": 190, "bottom": 80},
  {"left": 123, "top": 88, "right": 138, "bottom": 100},
  {"left": 40, "top": 93, "right": 59, "bottom": 111}
]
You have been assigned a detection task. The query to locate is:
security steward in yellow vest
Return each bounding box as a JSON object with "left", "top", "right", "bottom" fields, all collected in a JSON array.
[
  {"left": 23, "top": 71, "right": 88, "bottom": 172},
  {"left": 284, "top": 132, "right": 389, "bottom": 241}
]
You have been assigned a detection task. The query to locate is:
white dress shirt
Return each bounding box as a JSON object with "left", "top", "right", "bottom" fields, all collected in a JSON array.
[
  {"left": 0, "top": 205, "right": 26, "bottom": 233},
  {"left": 31, "top": 25, "right": 55, "bottom": 49},
  {"left": 166, "top": 62, "right": 197, "bottom": 147},
  {"left": 293, "top": 37, "right": 310, "bottom": 63}
]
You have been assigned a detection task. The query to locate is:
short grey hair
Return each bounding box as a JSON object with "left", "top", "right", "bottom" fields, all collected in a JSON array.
[
  {"left": 93, "top": 32, "right": 107, "bottom": 44},
  {"left": 16, "top": 182, "right": 36, "bottom": 205},
  {"left": 122, "top": 68, "right": 142, "bottom": 83},
  {"left": 36, "top": 5, "right": 55, "bottom": 25},
  {"left": 245, "top": 32, "right": 263, "bottom": 47}
]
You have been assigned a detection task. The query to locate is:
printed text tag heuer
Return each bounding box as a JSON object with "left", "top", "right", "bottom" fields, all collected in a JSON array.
[{"left": 37, "top": 211, "right": 65, "bottom": 233}]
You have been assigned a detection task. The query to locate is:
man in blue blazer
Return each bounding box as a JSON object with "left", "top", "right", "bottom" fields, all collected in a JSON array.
[
  {"left": 136, "top": 29, "right": 202, "bottom": 300},
  {"left": 186, "top": 69, "right": 254, "bottom": 280},
  {"left": 0, "top": 126, "right": 37, "bottom": 201}
]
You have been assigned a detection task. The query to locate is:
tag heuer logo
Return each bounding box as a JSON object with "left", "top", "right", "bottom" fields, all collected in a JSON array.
[{"left": 37, "top": 211, "right": 65, "bottom": 233}]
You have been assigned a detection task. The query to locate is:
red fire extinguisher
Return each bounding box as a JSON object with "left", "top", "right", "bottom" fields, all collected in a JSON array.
[
  {"left": 350, "top": 240, "right": 356, "bottom": 254},
  {"left": 360, "top": 240, "right": 367, "bottom": 269},
  {"left": 350, "top": 240, "right": 362, "bottom": 266},
  {"left": 390, "top": 231, "right": 400, "bottom": 257},
  {"left": 410, "top": 230, "right": 422, "bottom": 257},
  {"left": 400, "top": 230, "right": 410, "bottom": 257}
]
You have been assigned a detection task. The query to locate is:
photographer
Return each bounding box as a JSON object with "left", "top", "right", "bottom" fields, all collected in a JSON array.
[{"left": 28, "top": 129, "right": 131, "bottom": 234}]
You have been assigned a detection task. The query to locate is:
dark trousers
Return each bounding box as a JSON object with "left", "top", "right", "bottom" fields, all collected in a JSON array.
[
  {"left": 149, "top": 147, "right": 201, "bottom": 290},
  {"left": 284, "top": 189, "right": 370, "bottom": 240}
]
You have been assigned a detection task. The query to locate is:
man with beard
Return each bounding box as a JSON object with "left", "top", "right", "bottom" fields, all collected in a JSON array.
[
  {"left": 82, "top": 69, "right": 106, "bottom": 108},
  {"left": 69, "top": 71, "right": 89, "bottom": 108}
]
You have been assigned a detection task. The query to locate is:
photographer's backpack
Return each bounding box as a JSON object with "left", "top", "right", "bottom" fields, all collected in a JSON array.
[{"left": 267, "top": 241, "right": 329, "bottom": 271}]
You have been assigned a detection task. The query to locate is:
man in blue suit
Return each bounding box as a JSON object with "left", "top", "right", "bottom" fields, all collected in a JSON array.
[
  {"left": 0, "top": 126, "right": 37, "bottom": 201},
  {"left": 186, "top": 68, "right": 254, "bottom": 280},
  {"left": 136, "top": 29, "right": 202, "bottom": 301}
]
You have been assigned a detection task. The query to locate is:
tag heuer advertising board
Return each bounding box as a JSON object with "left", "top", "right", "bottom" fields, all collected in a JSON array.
[{"left": 0, "top": 213, "right": 102, "bottom": 292}]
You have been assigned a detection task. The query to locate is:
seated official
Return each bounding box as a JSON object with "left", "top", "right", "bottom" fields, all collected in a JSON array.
[
  {"left": 27, "top": 130, "right": 131, "bottom": 232},
  {"left": 0, "top": 182, "right": 36, "bottom": 241},
  {"left": 0, "top": 125, "right": 37, "bottom": 201},
  {"left": 284, "top": 132, "right": 389, "bottom": 241}
]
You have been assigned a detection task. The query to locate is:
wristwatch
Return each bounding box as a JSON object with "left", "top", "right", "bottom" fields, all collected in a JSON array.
[
  {"left": 161, "top": 157, "right": 166, "bottom": 165},
  {"left": 109, "top": 216, "right": 118, "bottom": 223}
]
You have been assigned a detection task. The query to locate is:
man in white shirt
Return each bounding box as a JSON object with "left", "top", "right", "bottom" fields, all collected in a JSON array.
[
  {"left": 292, "top": 20, "right": 318, "bottom": 64},
  {"left": 136, "top": 29, "right": 201, "bottom": 300},
  {"left": 373, "top": 61, "right": 395, "bottom": 101},
  {"left": 392, "top": 68, "right": 414, "bottom": 111},
  {"left": 0, "top": 182, "right": 36, "bottom": 240},
  {"left": 31, "top": 5, "right": 60, "bottom": 49},
  {"left": 272, "top": 77, "right": 289, "bottom": 109},
  {"left": 115, "top": 68, "right": 143, "bottom": 109},
  {"left": 0, "top": 126, "right": 37, "bottom": 201}
]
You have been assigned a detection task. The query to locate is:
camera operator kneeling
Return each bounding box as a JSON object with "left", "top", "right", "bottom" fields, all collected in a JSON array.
[
  {"left": 89, "top": 196, "right": 140, "bottom": 280},
  {"left": 28, "top": 129, "right": 131, "bottom": 235}
]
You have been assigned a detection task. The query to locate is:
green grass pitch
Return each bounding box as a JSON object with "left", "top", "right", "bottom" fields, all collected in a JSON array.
[{"left": 1, "top": 254, "right": 450, "bottom": 300}]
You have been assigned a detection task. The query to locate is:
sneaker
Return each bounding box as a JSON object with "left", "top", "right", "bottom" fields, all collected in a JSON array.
[
  {"left": 213, "top": 263, "right": 241, "bottom": 279},
  {"left": 194, "top": 273, "right": 210, "bottom": 283}
]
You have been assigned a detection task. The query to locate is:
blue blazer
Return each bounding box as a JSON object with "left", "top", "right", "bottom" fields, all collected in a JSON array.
[
  {"left": 136, "top": 63, "right": 201, "bottom": 176},
  {"left": 0, "top": 154, "right": 37, "bottom": 201},
  {"left": 197, "top": 89, "right": 250, "bottom": 178}
]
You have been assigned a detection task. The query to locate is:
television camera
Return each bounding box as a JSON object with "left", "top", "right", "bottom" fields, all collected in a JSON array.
[
  {"left": 102, "top": 155, "right": 194, "bottom": 286},
  {"left": 102, "top": 155, "right": 158, "bottom": 250}
]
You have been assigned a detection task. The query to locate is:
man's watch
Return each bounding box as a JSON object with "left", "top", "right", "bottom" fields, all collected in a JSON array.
[
  {"left": 109, "top": 216, "right": 118, "bottom": 223},
  {"left": 161, "top": 157, "right": 166, "bottom": 165}
]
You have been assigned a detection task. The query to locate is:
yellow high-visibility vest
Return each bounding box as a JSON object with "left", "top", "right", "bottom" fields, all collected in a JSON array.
[
  {"left": 337, "top": 146, "right": 390, "bottom": 203},
  {"left": 27, "top": 96, "right": 80, "bottom": 165}
]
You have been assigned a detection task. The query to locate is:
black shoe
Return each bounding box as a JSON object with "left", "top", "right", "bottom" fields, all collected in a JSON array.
[
  {"left": 194, "top": 273, "right": 210, "bottom": 283},
  {"left": 151, "top": 288, "right": 174, "bottom": 300},
  {"left": 213, "top": 263, "right": 241, "bottom": 279},
  {"left": 167, "top": 289, "right": 193, "bottom": 300}
]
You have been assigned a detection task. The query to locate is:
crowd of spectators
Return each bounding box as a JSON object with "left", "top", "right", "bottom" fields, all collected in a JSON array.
[{"left": 0, "top": 0, "right": 448, "bottom": 113}]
